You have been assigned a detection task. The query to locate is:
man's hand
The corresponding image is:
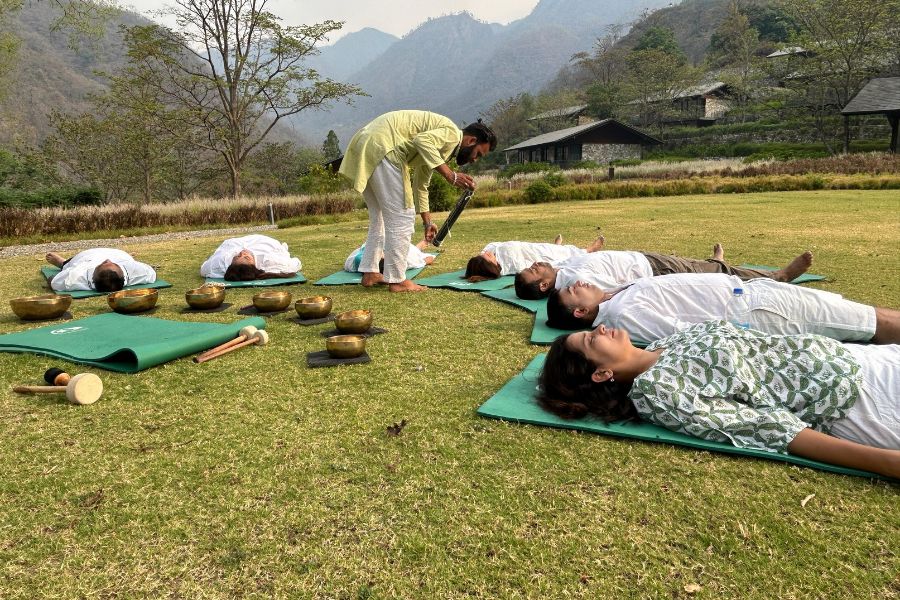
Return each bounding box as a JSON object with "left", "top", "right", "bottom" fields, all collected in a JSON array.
[
  {"left": 447, "top": 171, "right": 476, "bottom": 191},
  {"left": 424, "top": 222, "right": 438, "bottom": 242}
]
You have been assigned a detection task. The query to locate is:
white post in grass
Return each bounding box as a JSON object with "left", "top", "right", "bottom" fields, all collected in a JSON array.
[{"left": 268, "top": 203, "right": 275, "bottom": 226}]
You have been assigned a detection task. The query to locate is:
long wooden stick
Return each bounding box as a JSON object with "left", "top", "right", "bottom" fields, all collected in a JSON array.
[
  {"left": 13, "top": 385, "right": 65, "bottom": 393},
  {"left": 194, "top": 336, "right": 245, "bottom": 362},
  {"left": 194, "top": 333, "right": 267, "bottom": 364}
]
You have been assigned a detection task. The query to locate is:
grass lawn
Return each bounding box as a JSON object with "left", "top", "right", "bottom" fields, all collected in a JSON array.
[{"left": 0, "top": 190, "right": 897, "bottom": 598}]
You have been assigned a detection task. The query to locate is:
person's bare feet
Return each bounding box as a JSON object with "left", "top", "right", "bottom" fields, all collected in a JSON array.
[
  {"left": 712, "top": 243, "right": 725, "bottom": 261},
  {"left": 554, "top": 234, "right": 563, "bottom": 245},
  {"left": 361, "top": 273, "right": 385, "bottom": 287},
  {"left": 46, "top": 252, "right": 65, "bottom": 267},
  {"left": 389, "top": 280, "right": 427, "bottom": 292},
  {"left": 586, "top": 233, "right": 606, "bottom": 253},
  {"left": 772, "top": 251, "right": 813, "bottom": 282}
]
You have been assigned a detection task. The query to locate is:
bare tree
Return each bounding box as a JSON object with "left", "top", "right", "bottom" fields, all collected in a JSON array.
[{"left": 126, "top": 0, "right": 363, "bottom": 198}]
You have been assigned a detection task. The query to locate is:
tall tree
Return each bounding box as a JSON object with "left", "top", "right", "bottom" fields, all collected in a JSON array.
[
  {"left": 708, "top": 1, "right": 763, "bottom": 121},
  {"left": 126, "top": 0, "right": 363, "bottom": 199},
  {"left": 634, "top": 26, "right": 687, "bottom": 64},
  {"left": 623, "top": 49, "right": 700, "bottom": 131},
  {"left": 321, "top": 130, "right": 341, "bottom": 161},
  {"left": 778, "top": 0, "right": 900, "bottom": 152}
]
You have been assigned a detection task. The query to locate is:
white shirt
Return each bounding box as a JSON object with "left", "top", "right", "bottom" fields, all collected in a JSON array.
[
  {"left": 593, "top": 273, "right": 875, "bottom": 344},
  {"left": 344, "top": 243, "right": 430, "bottom": 272},
  {"left": 50, "top": 248, "right": 156, "bottom": 292},
  {"left": 482, "top": 241, "right": 585, "bottom": 276},
  {"left": 200, "top": 235, "right": 301, "bottom": 278},
  {"left": 556, "top": 251, "right": 654, "bottom": 290}
]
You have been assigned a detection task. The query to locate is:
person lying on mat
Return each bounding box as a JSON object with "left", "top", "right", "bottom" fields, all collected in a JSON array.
[
  {"left": 539, "top": 320, "right": 900, "bottom": 478},
  {"left": 46, "top": 249, "right": 156, "bottom": 293},
  {"left": 344, "top": 238, "right": 435, "bottom": 273},
  {"left": 464, "top": 234, "right": 607, "bottom": 281},
  {"left": 339, "top": 110, "right": 497, "bottom": 292},
  {"left": 545, "top": 273, "right": 900, "bottom": 344},
  {"left": 200, "top": 234, "right": 301, "bottom": 281},
  {"left": 514, "top": 243, "right": 813, "bottom": 299}
]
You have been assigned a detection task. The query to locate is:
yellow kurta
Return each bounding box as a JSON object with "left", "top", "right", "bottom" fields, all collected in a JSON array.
[{"left": 338, "top": 110, "right": 462, "bottom": 213}]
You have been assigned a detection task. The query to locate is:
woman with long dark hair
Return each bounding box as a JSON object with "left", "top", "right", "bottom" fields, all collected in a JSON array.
[
  {"left": 200, "top": 234, "right": 301, "bottom": 281},
  {"left": 539, "top": 320, "right": 900, "bottom": 478}
]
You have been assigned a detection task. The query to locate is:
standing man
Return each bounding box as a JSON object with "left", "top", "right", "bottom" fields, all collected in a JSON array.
[{"left": 339, "top": 110, "right": 497, "bottom": 292}]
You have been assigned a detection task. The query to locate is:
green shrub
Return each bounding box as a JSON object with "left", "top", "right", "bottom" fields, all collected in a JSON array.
[
  {"left": 0, "top": 186, "right": 103, "bottom": 208},
  {"left": 542, "top": 172, "right": 566, "bottom": 188},
  {"left": 427, "top": 173, "right": 456, "bottom": 212},
  {"left": 524, "top": 180, "right": 553, "bottom": 203},
  {"left": 296, "top": 164, "right": 350, "bottom": 195},
  {"left": 499, "top": 162, "right": 556, "bottom": 179}
]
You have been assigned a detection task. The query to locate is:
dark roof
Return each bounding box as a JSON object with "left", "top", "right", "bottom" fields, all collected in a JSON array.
[
  {"left": 842, "top": 78, "right": 900, "bottom": 115},
  {"left": 504, "top": 119, "right": 662, "bottom": 152},
  {"left": 527, "top": 104, "right": 589, "bottom": 121}
]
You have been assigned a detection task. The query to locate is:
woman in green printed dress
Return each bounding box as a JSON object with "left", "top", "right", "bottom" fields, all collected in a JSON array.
[{"left": 539, "top": 321, "right": 900, "bottom": 479}]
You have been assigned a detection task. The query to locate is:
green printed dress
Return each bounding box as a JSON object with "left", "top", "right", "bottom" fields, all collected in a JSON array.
[{"left": 631, "top": 321, "right": 863, "bottom": 453}]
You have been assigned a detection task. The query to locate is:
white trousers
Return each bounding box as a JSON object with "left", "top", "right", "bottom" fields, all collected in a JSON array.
[
  {"left": 829, "top": 344, "right": 900, "bottom": 450},
  {"left": 360, "top": 158, "right": 415, "bottom": 283}
]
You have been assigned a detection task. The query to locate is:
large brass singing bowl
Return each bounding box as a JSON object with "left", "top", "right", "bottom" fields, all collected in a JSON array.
[
  {"left": 295, "top": 295, "right": 332, "bottom": 319},
  {"left": 334, "top": 309, "right": 373, "bottom": 334},
  {"left": 10, "top": 294, "right": 72, "bottom": 320},
  {"left": 185, "top": 284, "right": 226, "bottom": 309},
  {"left": 107, "top": 288, "right": 159, "bottom": 314},
  {"left": 326, "top": 334, "right": 367, "bottom": 359},
  {"left": 252, "top": 290, "right": 292, "bottom": 312}
]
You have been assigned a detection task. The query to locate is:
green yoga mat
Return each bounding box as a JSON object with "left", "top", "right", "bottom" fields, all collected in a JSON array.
[
  {"left": 204, "top": 273, "right": 307, "bottom": 287},
  {"left": 479, "top": 289, "right": 582, "bottom": 346},
  {"left": 0, "top": 313, "right": 265, "bottom": 373},
  {"left": 740, "top": 265, "right": 825, "bottom": 284},
  {"left": 41, "top": 266, "right": 172, "bottom": 299},
  {"left": 478, "top": 354, "right": 890, "bottom": 481},
  {"left": 415, "top": 269, "right": 514, "bottom": 291},
  {"left": 314, "top": 255, "right": 436, "bottom": 286}
]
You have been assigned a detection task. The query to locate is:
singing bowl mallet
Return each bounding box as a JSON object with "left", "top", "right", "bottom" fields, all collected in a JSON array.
[
  {"left": 13, "top": 373, "right": 103, "bottom": 405},
  {"left": 194, "top": 330, "right": 270, "bottom": 363},
  {"left": 194, "top": 325, "right": 258, "bottom": 362}
]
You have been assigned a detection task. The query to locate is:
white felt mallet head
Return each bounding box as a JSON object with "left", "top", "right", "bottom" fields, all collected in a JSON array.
[{"left": 65, "top": 373, "right": 103, "bottom": 405}]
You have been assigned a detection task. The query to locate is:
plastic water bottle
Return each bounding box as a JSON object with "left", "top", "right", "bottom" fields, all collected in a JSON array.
[{"left": 725, "top": 287, "right": 751, "bottom": 330}]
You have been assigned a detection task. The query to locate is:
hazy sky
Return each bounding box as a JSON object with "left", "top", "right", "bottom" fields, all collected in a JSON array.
[{"left": 124, "top": 0, "right": 542, "bottom": 42}]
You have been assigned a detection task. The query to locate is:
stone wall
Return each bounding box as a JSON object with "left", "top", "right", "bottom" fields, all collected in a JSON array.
[{"left": 582, "top": 143, "right": 642, "bottom": 164}]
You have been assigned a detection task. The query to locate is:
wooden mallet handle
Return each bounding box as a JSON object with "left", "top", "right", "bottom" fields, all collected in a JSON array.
[
  {"left": 194, "top": 326, "right": 258, "bottom": 362},
  {"left": 13, "top": 373, "right": 103, "bottom": 405},
  {"left": 195, "top": 330, "right": 269, "bottom": 363}
]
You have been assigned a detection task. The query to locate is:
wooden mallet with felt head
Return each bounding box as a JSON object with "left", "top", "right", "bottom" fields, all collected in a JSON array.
[
  {"left": 194, "top": 325, "right": 259, "bottom": 362},
  {"left": 13, "top": 373, "right": 103, "bottom": 405},
  {"left": 194, "top": 330, "right": 270, "bottom": 364}
]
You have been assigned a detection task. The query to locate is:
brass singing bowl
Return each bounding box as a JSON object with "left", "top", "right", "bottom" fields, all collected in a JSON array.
[
  {"left": 326, "top": 334, "right": 367, "bottom": 358},
  {"left": 107, "top": 288, "right": 159, "bottom": 314},
  {"left": 295, "top": 295, "right": 332, "bottom": 319},
  {"left": 10, "top": 294, "right": 72, "bottom": 320},
  {"left": 185, "top": 284, "right": 226, "bottom": 309},
  {"left": 252, "top": 290, "right": 292, "bottom": 312},
  {"left": 334, "top": 309, "right": 373, "bottom": 334}
]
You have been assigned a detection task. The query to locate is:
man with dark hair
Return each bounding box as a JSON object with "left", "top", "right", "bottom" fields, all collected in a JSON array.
[
  {"left": 46, "top": 249, "right": 156, "bottom": 293},
  {"left": 515, "top": 243, "right": 814, "bottom": 300},
  {"left": 546, "top": 273, "right": 900, "bottom": 345},
  {"left": 339, "top": 110, "right": 496, "bottom": 292}
]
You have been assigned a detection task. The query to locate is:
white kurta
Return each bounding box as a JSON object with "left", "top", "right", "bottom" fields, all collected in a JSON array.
[
  {"left": 555, "top": 251, "right": 654, "bottom": 290},
  {"left": 481, "top": 242, "right": 585, "bottom": 276},
  {"left": 344, "top": 243, "right": 430, "bottom": 272},
  {"left": 593, "top": 273, "right": 876, "bottom": 344},
  {"left": 50, "top": 248, "right": 156, "bottom": 292},
  {"left": 199, "top": 235, "right": 301, "bottom": 278}
]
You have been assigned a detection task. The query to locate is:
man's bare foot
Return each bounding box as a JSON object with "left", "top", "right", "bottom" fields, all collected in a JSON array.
[
  {"left": 389, "top": 280, "right": 427, "bottom": 292},
  {"left": 554, "top": 234, "right": 563, "bottom": 245},
  {"left": 586, "top": 234, "right": 606, "bottom": 253},
  {"left": 712, "top": 243, "right": 724, "bottom": 261},
  {"left": 772, "top": 251, "right": 813, "bottom": 282},
  {"left": 46, "top": 252, "right": 66, "bottom": 267},
  {"left": 361, "top": 273, "right": 385, "bottom": 287}
]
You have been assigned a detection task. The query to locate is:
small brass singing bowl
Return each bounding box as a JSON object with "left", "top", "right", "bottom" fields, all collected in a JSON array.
[
  {"left": 334, "top": 309, "right": 373, "bottom": 334},
  {"left": 295, "top": 295, "right": 332, "bottom": 319},
  {"left": 185, "top": 284, "right": 226, "bottom": 309},
  {"left": 252, "top": 290, "right": 292, "bottom": 312},
  {"left": 107, "top": 288, "right": 159, "bottom": 314},
  {"left": 326, "top": 334, "right": 367, "bottom": 359},
  {"left": 10, "top": 294, "right": 72, "bottom": 320}
]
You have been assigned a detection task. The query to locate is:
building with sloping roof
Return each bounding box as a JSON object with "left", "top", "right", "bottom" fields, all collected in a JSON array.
[
  {"left": 842, "top": 77, "right": 900, "bottom": 153},
  {"left": 504, "top": 119, "right": 662, "bottom": 166},
  {"left": 527, "top": 104, "right": 592, "bottom": 133}
]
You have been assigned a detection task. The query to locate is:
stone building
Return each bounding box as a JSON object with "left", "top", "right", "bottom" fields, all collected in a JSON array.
[{"left": 504, "top": 119, "right": 661, "bottom": 167}]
